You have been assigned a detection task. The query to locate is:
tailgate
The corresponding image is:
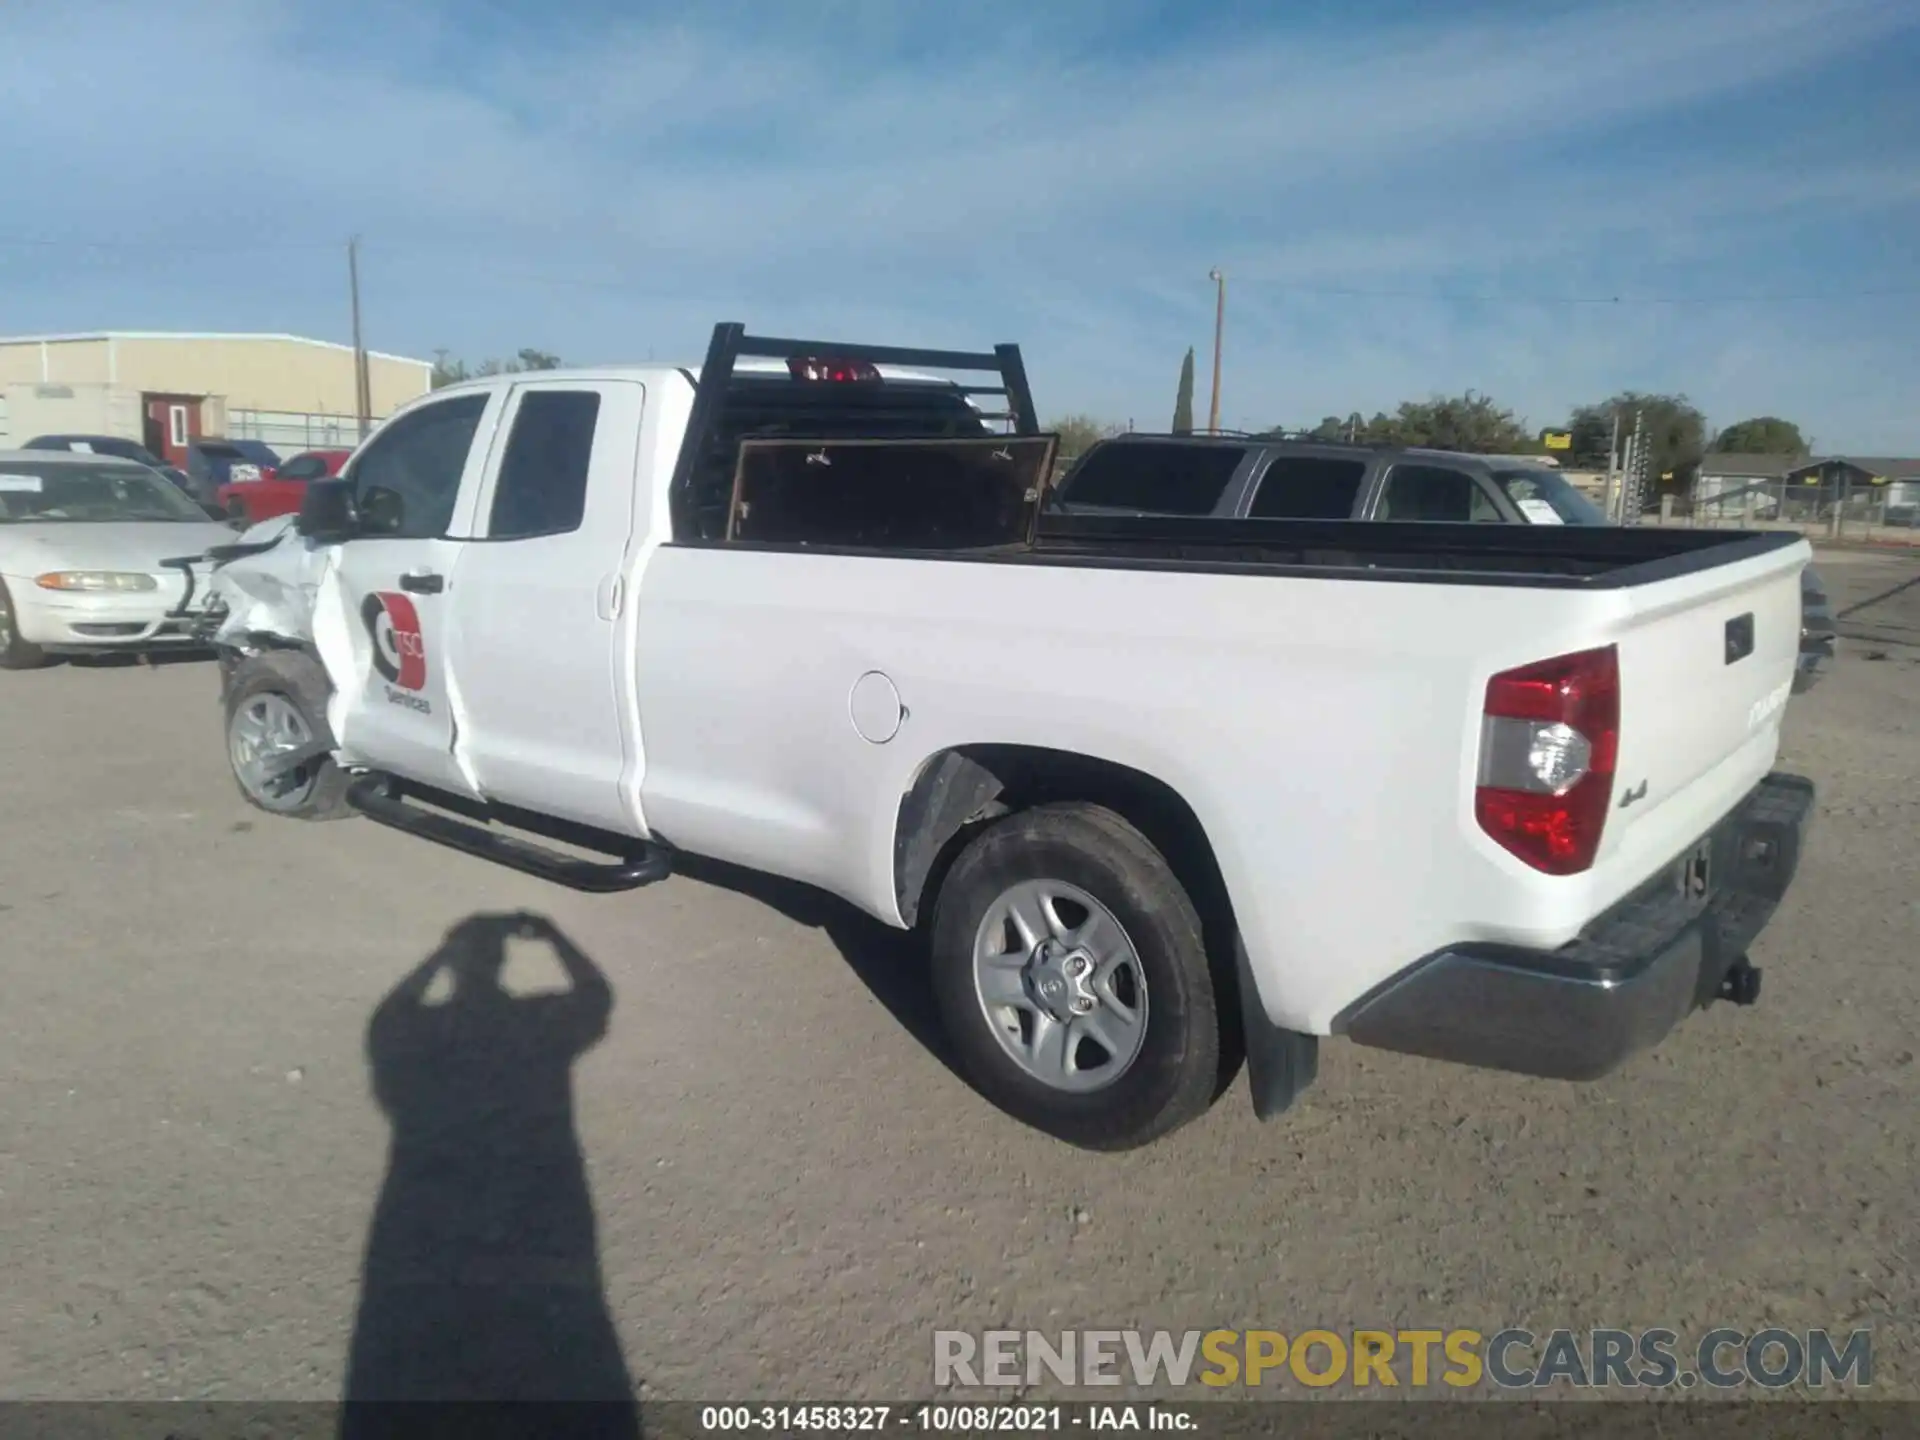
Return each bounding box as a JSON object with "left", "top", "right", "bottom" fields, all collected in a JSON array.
[{"left": 1604, "top": 540, "right": 1808, "bottom": 862}]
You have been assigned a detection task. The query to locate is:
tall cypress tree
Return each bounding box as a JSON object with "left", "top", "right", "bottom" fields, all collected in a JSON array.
[{"left": 1172, "top": 348, "right": 1196, "bottom": 434}]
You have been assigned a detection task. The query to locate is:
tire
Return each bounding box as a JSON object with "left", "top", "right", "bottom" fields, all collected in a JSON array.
[
  {"left": 223, "top": 650, "right": 353, "bottom": 821},
  {"left": 929, "top": 802, "right": 1223, "bottom": 1151},
  {"left": 0, "top": 578, "right": 54, "bottom": 670}
]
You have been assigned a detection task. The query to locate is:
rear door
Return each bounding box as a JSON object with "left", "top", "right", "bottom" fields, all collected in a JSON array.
[
  {"left": 315, "top": 390, "right": 499, "bottom": 796},
  {"left": 1367, "top": 461, "right": 1507, "bottom": 523},
  {"left": 444, "top": 379, "right": 650, "bottom": 837},
  {"left": 1241, "top": 452, "right": 1372, "bottom": 519}
]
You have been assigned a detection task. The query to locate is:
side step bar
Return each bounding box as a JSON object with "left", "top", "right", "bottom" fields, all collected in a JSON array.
[{"left": 346, "top": 774, "right": 673, "bottom": 893}]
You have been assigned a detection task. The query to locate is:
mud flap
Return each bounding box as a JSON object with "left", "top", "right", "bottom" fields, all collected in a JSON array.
[{"left": 1236, "top": 932, "right": 1319, "bottom": 1121}]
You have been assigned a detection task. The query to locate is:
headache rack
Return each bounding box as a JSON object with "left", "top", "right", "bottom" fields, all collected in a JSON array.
[{"left": 667, "top": 322, "right": 1041, "bottom": 541}]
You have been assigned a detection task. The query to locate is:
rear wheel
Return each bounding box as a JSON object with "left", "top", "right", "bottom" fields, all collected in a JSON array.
[
  {"left": 0, "top": 580, "right": 53, "bottom": 670},
  {"left": 929, "top": 802, "right": 1222, "bottom": 1151},
  {"left": 224, "top": 651, "right": 352, "bottom": 820}
]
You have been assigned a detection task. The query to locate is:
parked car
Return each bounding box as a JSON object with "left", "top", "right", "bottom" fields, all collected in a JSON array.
[
  {"left": 218, "top": 448, "right": 352, "bottom": 526},
  {"left": 0, "top": 451, "right": 236, "bottom": 668},
  {"left": 1049, "top": 435, "right": 1836, "bottom": 693},
  {"left": 19, "top": 432, "right": 215, "bottom": 507},
  {"left": 187, "top": 439, "right": 282, "bottom": 495},
  {"left": 23, "top": 433, "right": 166, "bottom": 467},
  {"left": 191, "top": 323, "right": 1814, "bottom": 1151}
]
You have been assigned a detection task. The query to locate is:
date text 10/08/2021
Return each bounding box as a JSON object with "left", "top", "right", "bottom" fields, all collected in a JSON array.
[{"left": 700, "top": 1406, "right": 1194, "bottom": 1433}]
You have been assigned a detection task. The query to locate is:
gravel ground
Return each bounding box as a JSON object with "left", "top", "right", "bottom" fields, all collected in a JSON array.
[{"left": 0, "top": 545, "right": 1914, "bottom": 1405}]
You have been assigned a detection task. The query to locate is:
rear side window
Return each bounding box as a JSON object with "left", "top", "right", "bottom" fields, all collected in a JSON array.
[
  {"left": 1246, "top": 456, "right": 1367, "bottom": 519},
  {"left": 487, "top": 391, "right": 601, "bottom": 539},
  {"left": 1057, "top": 444, "right": 1243, "bottom": 515},
  {"left": 683, "top": 378, "right": 991, "bottom": 539},
  {"left": 1377, "top": 464, "right": 1503, "bottom": 523},
  {"left": 278, "top": 455, "right": 329, "bottom": 482}
]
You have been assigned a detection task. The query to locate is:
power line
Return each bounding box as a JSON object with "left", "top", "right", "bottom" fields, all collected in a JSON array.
[
  {"left": 2, "top": 232, "right": 1915, "bottom": 307},
  {"left": 0, "top": 234, "right": 338, "bottom": 253},
  {"left": 1245, "top": 281, "right": 1920, "bottom": 306}
]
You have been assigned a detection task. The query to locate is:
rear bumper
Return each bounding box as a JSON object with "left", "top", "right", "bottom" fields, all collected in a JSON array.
[{"left": 1333, "top": 771, "right": 1815, "bottom": 1081}]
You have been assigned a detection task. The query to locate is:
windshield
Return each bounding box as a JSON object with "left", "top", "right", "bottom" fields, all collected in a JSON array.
[
  {"left": 1490, "top": 468, "right": 1608, "bottom": 526},
  {"left": 0, "top": 462, "right": 211, "bottom": 523}
]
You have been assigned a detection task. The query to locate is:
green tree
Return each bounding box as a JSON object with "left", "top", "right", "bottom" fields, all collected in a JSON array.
[
  {"left": 1711, "top": 416, "right": 1809, "bottom": 456},
  {"left": 430, "top": 350, "right": 469, "bottom": 389},
  {"left": 1050, "top": 414, "right": 1124, "bottom": 459},
  {"left": 430, "top": 347, "right": 566, "bottom": 389},
  {"left": 1360, "top": 391, "right": 1533, "bottom": 452},
  {"left": 1172, "top": 348, "right": 1196, "bottom": 435},
  {"left": 1569, "top": 392, "right": 1708, "bottom": 486}
]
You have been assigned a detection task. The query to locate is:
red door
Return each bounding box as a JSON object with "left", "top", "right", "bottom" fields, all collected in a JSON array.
[{"left": 144, "top": 394, "right": 204, "bottom": 467}]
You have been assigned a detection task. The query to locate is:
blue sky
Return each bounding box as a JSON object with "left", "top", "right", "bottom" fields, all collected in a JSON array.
[{"left": 4, "top": 0, "right": 1918, "bottom": 449}]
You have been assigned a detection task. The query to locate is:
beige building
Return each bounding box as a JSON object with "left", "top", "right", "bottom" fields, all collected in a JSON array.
[{"left": 0, "top": 331, "right": 433, "bottom": 463}]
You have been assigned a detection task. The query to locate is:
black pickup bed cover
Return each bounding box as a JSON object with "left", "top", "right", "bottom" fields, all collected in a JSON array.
[{"left": 1026, "top": 513, "right": 1807, "bottom": 589}]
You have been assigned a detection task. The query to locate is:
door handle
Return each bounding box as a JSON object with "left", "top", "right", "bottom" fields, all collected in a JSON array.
[{"left": 399, "top": 572, "right": 444, "bottom": 595}]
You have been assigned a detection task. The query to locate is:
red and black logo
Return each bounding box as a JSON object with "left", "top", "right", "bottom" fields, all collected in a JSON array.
[{"left": 361, "top": 591, "right": 427, "bottom": 691}]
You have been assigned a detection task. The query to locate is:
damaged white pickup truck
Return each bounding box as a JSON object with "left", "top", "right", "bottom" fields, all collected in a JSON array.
[{"left": 179, "top": 323, "right": 1818, "bottom": 1150}]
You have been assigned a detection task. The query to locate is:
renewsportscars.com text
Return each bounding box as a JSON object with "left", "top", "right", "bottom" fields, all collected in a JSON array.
[{"left": 933, "top": 1327, "right": 1873, "bottom": 1391}]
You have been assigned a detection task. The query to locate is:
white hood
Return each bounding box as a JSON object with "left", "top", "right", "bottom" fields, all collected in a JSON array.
[{"left": 0, "top": 519, "right": 236, "bottom": 578}]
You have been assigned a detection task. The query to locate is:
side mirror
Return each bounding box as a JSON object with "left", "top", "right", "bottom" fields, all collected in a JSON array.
[{"left": 297, "top": 478, "right": 359, "bottom": 543}]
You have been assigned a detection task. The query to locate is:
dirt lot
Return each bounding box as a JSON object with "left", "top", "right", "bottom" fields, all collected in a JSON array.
[{"left": 1, "top": 546, "right": 1915, "bottom": 1404}]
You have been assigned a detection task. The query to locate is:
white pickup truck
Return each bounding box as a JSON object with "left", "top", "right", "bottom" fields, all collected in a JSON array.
[{"left": 188, "top": 323, "right": 1817, "bottom": 1151}]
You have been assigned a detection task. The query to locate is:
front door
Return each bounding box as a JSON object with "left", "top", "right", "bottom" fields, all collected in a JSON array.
[
  {"left": 144, "top": 394, "right": 202, "bottom": 468},
  {"left": 445, "top": 379, "right": 649, "bottom": 836},
  {"left": 313, "top": 389, "right": 499, "bottom": 796}
]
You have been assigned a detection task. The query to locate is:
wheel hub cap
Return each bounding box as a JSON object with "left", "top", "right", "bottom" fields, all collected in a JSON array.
[
  {"left": 1029, "top": 939, "right": 1100, "bottom": 1023},
  {"left": 229, "top": 692, "right": 317, "bottom": 810},
  {"left": 970, "top": 878, "right": 1150, "bottom": 1094}
]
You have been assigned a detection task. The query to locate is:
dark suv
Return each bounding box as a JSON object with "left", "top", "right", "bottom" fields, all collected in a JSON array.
[{"left": 1048, "top": 434, "right": 1834, "bottom": 691}]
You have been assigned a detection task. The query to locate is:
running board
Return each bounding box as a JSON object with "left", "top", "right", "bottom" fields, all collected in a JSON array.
[{"left": 345, "top": 774, "right": 673, "bottom": 893}]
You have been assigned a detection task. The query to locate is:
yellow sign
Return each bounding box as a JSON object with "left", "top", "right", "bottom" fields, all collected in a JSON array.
[{"left": 1541, "top": 430, "right": 1572, "bottom": 451}]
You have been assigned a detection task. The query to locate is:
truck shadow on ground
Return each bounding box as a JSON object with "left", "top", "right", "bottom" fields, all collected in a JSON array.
[
  {"left": 668, "top": 855, "right": 958, "bottom": 1077},
  {"left": 341, "top": 912, "right": 643, "bottom": 1438}
]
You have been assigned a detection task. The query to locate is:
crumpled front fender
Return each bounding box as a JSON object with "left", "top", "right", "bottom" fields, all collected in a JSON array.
[{"left": 205, "top": 515, "right": 340, "bottom": 649}]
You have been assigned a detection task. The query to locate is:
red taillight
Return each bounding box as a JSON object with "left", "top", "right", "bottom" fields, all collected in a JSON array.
[
  {"left": 1474, "top": 645, "right": 1619, "bottom": 876},
  {"left": 788, "top": 357, "right": 882, "bottom": 383}
]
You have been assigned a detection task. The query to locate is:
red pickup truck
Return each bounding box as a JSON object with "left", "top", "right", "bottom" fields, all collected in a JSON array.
[{"left": 217, "top": 449, "right": 351, "bottom": 525}]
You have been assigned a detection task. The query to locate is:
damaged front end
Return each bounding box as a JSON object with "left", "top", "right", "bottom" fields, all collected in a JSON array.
[{"left": 161, "top": 514, "right": 337, "bottom": 691}]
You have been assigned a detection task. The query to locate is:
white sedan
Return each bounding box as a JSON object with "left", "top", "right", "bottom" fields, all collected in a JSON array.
[{"left": 0, "top": 450, "right": 237, "bottom": 669}]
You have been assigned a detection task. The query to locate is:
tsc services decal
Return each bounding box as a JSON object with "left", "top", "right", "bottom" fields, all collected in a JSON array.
[{"left": 361, "top": 591, "right": 431, "bottom": 711}]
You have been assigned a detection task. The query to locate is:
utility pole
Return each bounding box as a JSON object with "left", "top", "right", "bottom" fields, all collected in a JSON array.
[
  {"left": 1207, "top": 268, "right": 1226, "bottom": 436},
  {"left": 348, "top": 236, "right": 371, "bottom": 442},
  {"left": 1601, "top": 409, "right": 1623, "bottom": 521}
]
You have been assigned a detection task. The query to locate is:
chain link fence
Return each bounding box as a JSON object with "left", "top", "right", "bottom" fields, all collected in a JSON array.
[{"left": 1652, "top": 477, "right": 1920, "bottom": 543}]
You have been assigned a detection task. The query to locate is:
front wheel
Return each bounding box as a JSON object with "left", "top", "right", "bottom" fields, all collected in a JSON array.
[
  {"left": 224, "top": 651, "right": 352, "bottom": 820},
  {"left": 929, "top": 802, "right": 1223, "bottom": 1151},
  {"left": 0, "top": 579, "right": 53, "bottom": 670}
]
